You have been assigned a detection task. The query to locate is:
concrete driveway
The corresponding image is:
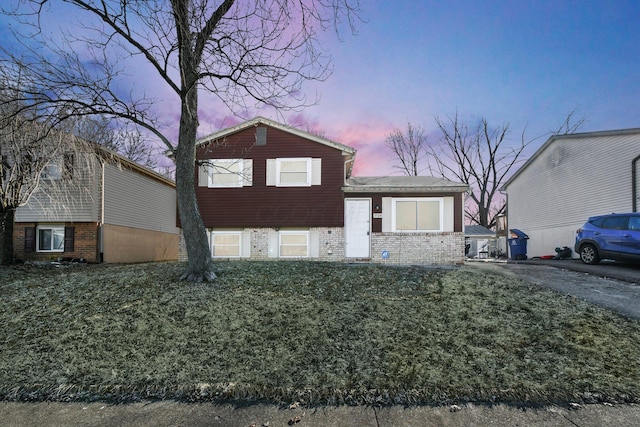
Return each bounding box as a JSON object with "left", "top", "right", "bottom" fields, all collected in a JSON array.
[{"left": 466, "top": 259, "right": 640, "bottom": 320}]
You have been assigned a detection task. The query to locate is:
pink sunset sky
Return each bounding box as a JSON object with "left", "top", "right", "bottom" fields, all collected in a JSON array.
[
  {"left": 193, "top": 1, "right": 640, "bottom": 176},
  {"left": 2, "top": 1, "right": 640, "bottom": 177}
]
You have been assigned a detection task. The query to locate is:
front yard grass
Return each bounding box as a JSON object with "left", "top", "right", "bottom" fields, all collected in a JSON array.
[{"left": 1, "top": 261, "right": 639, "bottom": 405}]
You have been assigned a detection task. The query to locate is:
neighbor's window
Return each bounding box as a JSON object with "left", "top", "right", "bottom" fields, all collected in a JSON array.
[
  {"left": 277, "top": 158, "right": 311, "bottom": 186},
  {"left": 41, "top": 154, "right": 74, "bottom": 181},
  {"left": 211, "top": 231, "right": 242, "bottom": 257},
  {"left": 279, "top": 231, "right": 309, "bottom": 257},
  {"left": 37, "top": 225, "right": 65, "bottom": 252},
  {"left": 207, "top": 159, "right": 245, "bottom": 188},
  {"left": 392, "top": 198, "right": 443, "bottom": 232}
]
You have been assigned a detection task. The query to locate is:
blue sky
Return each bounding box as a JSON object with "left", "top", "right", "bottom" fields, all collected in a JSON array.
[
  {"left": 295, "top": 0, "right": 640, "bottom": 175},
  {"left": 3, "top": 1, "right": 640, "bottom": 176}
]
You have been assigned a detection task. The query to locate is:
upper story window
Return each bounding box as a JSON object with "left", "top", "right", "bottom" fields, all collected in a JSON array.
[
  {"left": 266, "top": 157, "right": 321, "bottom": 187},
  {"left": 392, "top": 197, "right": 443, "bottom": 232},
  {"left": 42, "top": 153, "right": 74, "bottom": 181},
  {"left": 277, "top": 158, "right": 311, "bottom": 186},
  {"left": 199, "top": 159, "right": 252, "bottom": 188}
]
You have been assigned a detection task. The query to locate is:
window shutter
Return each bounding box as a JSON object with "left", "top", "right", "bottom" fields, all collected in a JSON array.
[
  {"left": 309, "top": 230, "right": 320, "bottom": 257},
  {"left": 241, "top": 231, "right": 251, "bottom": 257},
  {"left": 266, "top": 159, "right": 276, "bottom": 186},
  {"left": 63, "top": 153, "right": 74, "bottom": 180},
  {"left": 268, "top": 229, "right": 279, "bottom": 258},
  {"left": 198, "top": 163, "right": 209, "bottom": 187},
  {"left": 381, "top": 197, "right": 392, "bottom": 232},
  {"left": 243, "top": 159, "right": 253, "bottom": 186},
  {"left": 311, "top": 159, "right": 322, "bottom": 185},
  {"left": 24, "top": 227, "right": 36, "bottom": 253},
  {"left": 64, "top": 227, "right": 75, "bottom": 252}
]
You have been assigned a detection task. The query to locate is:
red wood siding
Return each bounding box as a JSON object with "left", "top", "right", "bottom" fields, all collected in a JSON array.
[
  {"left": 195, "top": 125, "right": 347, "bottom": 228},
  {"left": 347, "top": 192, "right": 465, "bottom": 233}
]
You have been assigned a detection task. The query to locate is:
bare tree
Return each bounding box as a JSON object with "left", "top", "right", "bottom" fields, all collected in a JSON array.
[
  {"left": 385, "top": 123, "right": 428, "bottom": 176},
  {"left": 0, "top": 1, "right": 361, "bottom": 281},
  {"left": 429, "top": 110, "right": 587, "bottom": 229},
  {"left": 73, "top": 117, "right": 158, "bottom": 170},
  {"left": 430, "top": 113, "right": 530, "bottom": 229},
  {"left": 552, "top": 108, "right": 587, "bottom": 135}
]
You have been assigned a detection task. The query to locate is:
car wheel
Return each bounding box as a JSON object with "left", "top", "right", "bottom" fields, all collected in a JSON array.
[{"left": 579, "top": 244, "right": 601, "bottom": 265}]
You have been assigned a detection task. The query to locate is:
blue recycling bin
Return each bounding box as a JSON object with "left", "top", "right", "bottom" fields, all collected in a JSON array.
[{"left": 508, "top": 229, "right": 529, "bottom": 260}]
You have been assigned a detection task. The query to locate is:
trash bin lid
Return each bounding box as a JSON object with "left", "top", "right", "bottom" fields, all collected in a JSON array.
[{"left": 509, "top": 229, "right": 529, "bottom": 239}]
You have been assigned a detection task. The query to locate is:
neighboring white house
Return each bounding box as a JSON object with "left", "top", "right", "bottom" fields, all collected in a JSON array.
[{"left": 501, "top": 128, "right": 640, "bottom": 258}]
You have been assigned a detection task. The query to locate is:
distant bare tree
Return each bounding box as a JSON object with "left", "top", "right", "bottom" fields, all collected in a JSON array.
[
  {"left": 429, "top": 110, "right": 586, "bottom": 229},
  {"left": 385, "top": 123, "right": 428, "bottom": 176},
  {"left": 552, "top": 108, "right": 587, "bottom": 135},
  {"left": 429, "top": 113, "right": 529, "bottom": 229},
  {"left": 73, "top": 117, "right": 158, "bottom": 170},
  {"left": 1, "top": 0, "right": 362, "bottom": 281}
]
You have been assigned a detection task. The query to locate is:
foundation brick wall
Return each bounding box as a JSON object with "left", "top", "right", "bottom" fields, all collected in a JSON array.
[
  {"left": 179, "top": 228, "right": 464, "bottom": 265},
  {"left": 370, "top": 232, "right": 465, "bottom": 265},
  {"left": 13, "top": 222, "right": 99, "bottom": 263}
]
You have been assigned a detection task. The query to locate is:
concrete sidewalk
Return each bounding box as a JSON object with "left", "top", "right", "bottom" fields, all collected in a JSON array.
[{"left": 2, "top": 401, "right": 640, "bottom": 426}]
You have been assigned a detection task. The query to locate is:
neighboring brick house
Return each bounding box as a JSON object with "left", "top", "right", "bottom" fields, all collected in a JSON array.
[
  {"left": 14, "top": 145, "right": 179, "bottom": 263},
  {"left": 184, "top": 117, "right": 468, "bottom": 265}
]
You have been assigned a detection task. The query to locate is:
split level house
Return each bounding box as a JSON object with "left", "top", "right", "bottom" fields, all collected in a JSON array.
[
  {"left": 13, "top": 143, "right": 179, "bottom": 263},
  {"left": 186, "top": 117, "right": 468, "bottom": 264},
  {"left": 502, "top": 128, "right": 640, "bottom": 258}
]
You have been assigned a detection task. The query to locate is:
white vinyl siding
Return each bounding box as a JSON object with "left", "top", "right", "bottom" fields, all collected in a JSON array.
[
  {"left": 505, "top": 132, "right": 640, "bottom": 257},
  {"left": 15, "top": 153, "right": 100, "bottom": 222},
  {"left": 266, "top": 158, "right": 321, "bottom": 187},
  {"left": 36, "top": 225, "right": 65, "bottom": 252},
  {"left": 199, "top": 159, "right": 253, "bottom": 188}
]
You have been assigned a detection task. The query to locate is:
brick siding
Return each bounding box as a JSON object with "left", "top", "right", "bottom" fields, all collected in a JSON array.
[
  {"left": 13, "top": 222, "right": 99, "bottom": 263},
  {"left": 179, "top": 228, "right": 464, "bottom": 265}
]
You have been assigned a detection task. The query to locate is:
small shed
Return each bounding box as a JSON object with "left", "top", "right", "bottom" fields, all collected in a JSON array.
[{"left": 465, "top": 225, "right": 497, "bottom": 259}]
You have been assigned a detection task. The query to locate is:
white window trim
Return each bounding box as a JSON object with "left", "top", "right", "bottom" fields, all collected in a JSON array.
[
  {"left": 391, "top": 197, "right": 444, "bottom": 232},
  {"left": 210, "top": 231, "right": 243, "bottom": 258},
  {"left": 36, "top": 225, "right": 65, "bottom": 252},
  {"left": 278, "top": 230, "right": 310, "bottom": 258},
  {"left": 276, "top": 157, "right": 312, "bottom": 187},
  {"left": 207, "top": 159, "right": 245, "bottom": 188}
]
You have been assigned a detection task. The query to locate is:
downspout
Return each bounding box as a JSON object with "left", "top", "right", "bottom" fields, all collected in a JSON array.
[
  {"left": 99, "top": 160, "right": 105, "bottom": 262},
  {"left": 343, "top": 155, "right": 355, "bottom": 185},
  {"left": 633, "top": 154, "right": 640, "bottom": 212}
]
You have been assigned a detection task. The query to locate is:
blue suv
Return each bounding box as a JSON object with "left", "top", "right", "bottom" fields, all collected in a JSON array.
[{"left": 575, "top": 213, "right": 640, "bottom": 264}]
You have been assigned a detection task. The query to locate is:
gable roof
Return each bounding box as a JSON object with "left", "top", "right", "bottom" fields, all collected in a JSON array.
[
  {"left": 196, "top": 116, "right": 357, "bottom": 156},
  {"left": 343, "top": 176, "right": 468, "bottom": 193},
  {"left": 502, "top": 127, "right": 640, "bottom": 190}
]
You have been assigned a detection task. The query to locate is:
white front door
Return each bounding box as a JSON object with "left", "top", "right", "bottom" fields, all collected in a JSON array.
[{"left": 345, "top": 199, "right": 371, "bottom": 258}]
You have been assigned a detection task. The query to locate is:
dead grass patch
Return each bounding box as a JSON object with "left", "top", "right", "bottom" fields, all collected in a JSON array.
[{"left": 0, "top": 261, "right": 639, "bottom": 405}]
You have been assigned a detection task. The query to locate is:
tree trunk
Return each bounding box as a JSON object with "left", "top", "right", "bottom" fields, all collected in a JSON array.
[
  {"left": 0, "top": 208, "right": 15, "bottom": 265},
  {"left": 174, "top": 82, "right": 216, "bottom": 282}
]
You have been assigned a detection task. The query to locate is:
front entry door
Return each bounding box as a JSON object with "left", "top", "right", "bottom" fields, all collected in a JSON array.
[{"left": 345, "top": 199, "right": 371, "bottom": 258}]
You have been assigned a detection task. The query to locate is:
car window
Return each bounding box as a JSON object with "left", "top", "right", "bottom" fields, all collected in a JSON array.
[
  {"left": 590, "top": 218, "right": 605, "bottom": 227},
  {"left": 601, "top": 216, "right": 628, "bottom": 230},
  {"left": 628, "top": 217, "right": 640, "bottom": 230}
]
